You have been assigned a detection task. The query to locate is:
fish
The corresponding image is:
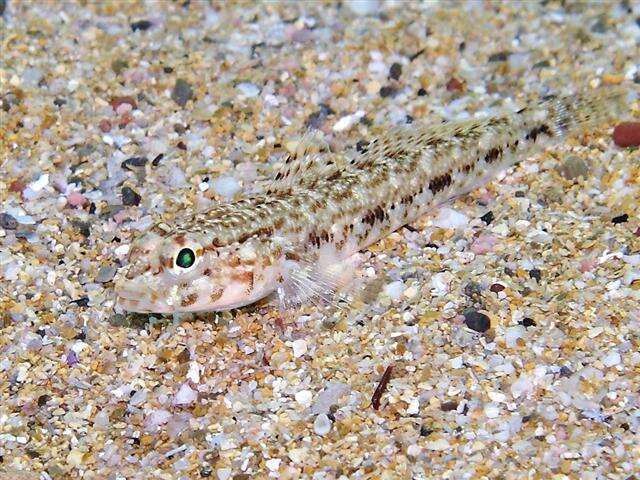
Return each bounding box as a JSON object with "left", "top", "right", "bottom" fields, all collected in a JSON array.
[{"left": 114, "top": 87, "right": 627, "bottom": 313}]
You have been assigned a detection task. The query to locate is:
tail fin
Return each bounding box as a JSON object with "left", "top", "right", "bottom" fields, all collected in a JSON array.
[{"left": 533, "top": 87, "right": 629, "bottom": 137}]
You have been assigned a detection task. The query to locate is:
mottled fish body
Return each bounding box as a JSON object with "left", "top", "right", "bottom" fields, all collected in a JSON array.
[{"left": 115, "top": 89, "right": 626, "bottom": 313}]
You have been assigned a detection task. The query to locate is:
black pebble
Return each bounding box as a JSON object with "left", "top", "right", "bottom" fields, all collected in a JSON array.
[
  {"left": 389, "top": 62, "right": 402, "bottom": 80},
  {"left": 70, "top": 297, "right": 89, "bottom": 308},
  {"left": 529, "top": 269, "right": 542, "bottom": 281},
  {"left": 131, "top": 20, "right": 152, "bottom": 32},
  {"left": 612, "top": 213, "right": 628, "bottom": 224},
  {"left": 0, "top": 212, "right": 18, "bottom": 230},
  {"left": 417, "top": 87, "right": 427, "bottom": 96},
  {"left": 464, "top": 310, "right": 490, "bottom": 332},
  {"left": 53, "top": 98, "right": 67, "bottom": 107},
  {"left": 171, "top": 78, "right": 194, "bottom": 107},
  {"left": 356, "top": 140, "right": 369, "bottom": 153},
  {"left": 379, "top": 85, "right": 396, "bottom": 98},
  {"left": 488, "top": 51, "right": 511, "bottom": 62},
  {"left": 480, "top": 211, "right": 494, "bottom": 225},
  {"left": 121, "top": 156, "right": 148, "bottom": 170},
  {"left": 121, "top": 186, "right": 141, "bottom": 206},
  {"left": 515, "top": 191, "right": 526, "bottom": 198},
  {"left": 163, "top": 66, "right": 174, "bottom": 74},
  {"left": 419, "top": 425, "right": 433, "bottom": 436},
  {"left": 519, "top": 317, "right": 536, "bottom": 328},
  {"left": 152, "top": 153, "right": 164, "bottom": 166},
  {"left": 559, "top": 366, "right": 573, "bottom": 377}
]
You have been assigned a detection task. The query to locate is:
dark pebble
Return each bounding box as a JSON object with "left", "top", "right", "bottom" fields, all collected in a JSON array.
[
  {"left": 419, "top": 425, "right": 433, "bottom": 436},
  {"left": 519, "top": 317, "right": 536, "bottom": 328},
  {"left": 121, "top": 156, "right": 148, "bottom": 170},
  {"left": 379, "top": 85, "right": 396, "bottom": 98},
  {"left": 305, "top": 103, "right": 334, "bottom": 129},
  {"left": 0, "top": 212, "right": 18, "bottom": 230},
  {"left": 532, "top": 59, "right": 550, "bottom": 69},
  {"left": 131, "top": 20, "right": 152, "bottom": 32},
  {"left": 72, "top": 220, "right": 91, "bottom": 237},
  {"left": 440, "top": 400, "right": 458, "bottom": 412},
  {"left": 37, "top": 394, "right": 50, "bottom": 407},
  {"left": 111, "top": 59, "right": 129, "bottom": 75},
  {"left": 445, "top": 77, "right": 464, "bottom": 92},
  {"left": 389, "top": 62, "right": 402, "bottom": 80},
  {"left": 463, "top": 281, "right": 483, "bottom": 299},
  {"left": 417, "top": 87, "right": 427, "bottom": 96},
  {"left": 489, "top": 283, "right": 505, "bottom": 293},
  {"left": 171, "top": 79, "right": 193, "bottom": 107},
  {"left": 611, "top": 213, "right": 628, "bottom": 224},
  {"left": 70, "top": 297, "right": 89, "bottom": 307},
  {"left": 53, "top": 98, "right": 66, "bottom": 107},
  {"left": 177, "top": 141, "right": 187, "bottom": 150},
  {"left": 152, "top": 153, "right": 164, "bottom": 166},
  {"left": 529, "top": 269, "right": 542, "bottom": 281},
  {"left": 590, "top": 17, "right": 607, "bottom": 33},
  {"left": 488, "top": 51, "right": 511, "bottom": 62},
  {"left": 480, "top": 211, "right": 494, "bottom": 225},
  {"left": 173, "top": 123, "right": 187, "bottom": 134},
  {"left": 405, "top": 115, "right": 414, "bottom": 124},
  {"left": 559, "top": 366, "right": 573, "bottom": 377},
  {"left": 356, "top": 139, "right": 369, "bottom": 153},
  {"left": 613, "top": 122, "right": 640, "bottom": 147},
  {"left": 163, "top": 66, "right": 174, "bottom": 74},
  {"left": 121, "top": 186, "right": 141, "bottom": 206},
  {"left": 464, "top": 310, "right": 490, "bottom": 332},
  {"left": 515, "top": 191, "right": 526, "bottom": 198}
]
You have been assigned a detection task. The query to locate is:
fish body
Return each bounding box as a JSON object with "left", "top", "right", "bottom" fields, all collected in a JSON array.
[{"left": 115, "top": 89, "right": 625, "bottom": 313}]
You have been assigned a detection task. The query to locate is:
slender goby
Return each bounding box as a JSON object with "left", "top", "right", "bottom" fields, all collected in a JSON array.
[{"left": 114, "top": 88, "right": 626, "bottom": 313}]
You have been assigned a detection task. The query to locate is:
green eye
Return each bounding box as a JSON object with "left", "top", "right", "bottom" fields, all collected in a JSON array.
[{"left": 176, "top": 248, "right": 196, "bottom": 269}]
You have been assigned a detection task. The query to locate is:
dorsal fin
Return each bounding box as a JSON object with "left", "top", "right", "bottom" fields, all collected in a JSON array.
[{"left": 267, "top": 131, "right": 347, "bottom": 194}]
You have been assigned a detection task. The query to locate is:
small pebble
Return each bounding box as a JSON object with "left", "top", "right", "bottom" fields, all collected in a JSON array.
[
  {"left": 95, "top": 265, "right": 117, "bottom": 283},
  {"left": 379, "top": 85, "right": 396, "bottom": 98},
  {"left": 212, "top": 176, "right": 241, "bottom": 199},
  {"left": 488, "top": 51, "right": 511, "bottom": 62},
  {"left": 480, "top": 211, "right": 494, "bottom": 225},
  {"left": 171, "top": 79, "right": 193, "bottom": 107},
  {"left": 611, "top": 213, "right": 628, "bottom": 224},
  {"left": 434, "top": 208, "right": 468, "bottom": 229},
  {"left": 613, "top": 122, "right": 640, "bottom": 147},
  {"left": 384, "top": 280, "right": 404, "bottom": 301},
  {"left": 446, "top": 77, "right": 464, "bottom": 92},
  {"left": 0, "top": 212, "right": 18, "bottom": 230},
  {"left": 313, "top": 414, "right": 332, "bottom": 436},
  {"left": 110, "top": 96, "right": 137, "bottom": 111},
  {"left": 295, "top": 389, "right": 313, "bottom": 407},
  {"left": 557, "top": 155, "right": 590, "bottom": 180},
  {"left": 236, "top": 82, "right": 260, "bottom": 98},
  {"left": 121, "top": 186, "right": 142, "bottom": 206},
  {"left": 121, "top": 156, "right": 148, "bottom": 170},
  {"left": 173, "top": 383, "right": 197, "bottom": 405},
  {"left": 602, "top": 351, "right": 621, "bottom": 367},
  {"left": 131, "top": 20, "right": 152, "bottom": 32},
  {"left": 292, "top": 339, "right": 308, "bottom": 358},
  {"left": 344, "top": 0, "right": 379, "bottom": 16},
  {"left": 389, "top": 62, "right": 402, "bottom": 80},
  {"left": 464, "top": 310, "right": 490, "bottom": 332}
]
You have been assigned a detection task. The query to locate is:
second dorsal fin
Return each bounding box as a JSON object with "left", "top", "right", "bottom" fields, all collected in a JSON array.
[{"left": 267, "top": 131, "right": 347, "bottom": 194}]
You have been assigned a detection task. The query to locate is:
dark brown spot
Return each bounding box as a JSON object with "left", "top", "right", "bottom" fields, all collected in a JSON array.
[
  {"left": 484, "top": 147, "right": 502, "bottom": 163},
  {"left": 174, "top": 235, "right": 186, "bottom": 246},
  {"left": 526, "top": 124, "right": 551, "bottom": 142}
]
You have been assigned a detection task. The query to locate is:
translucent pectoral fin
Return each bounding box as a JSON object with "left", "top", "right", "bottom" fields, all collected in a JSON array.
[{"left": 275, "top": 250, "right": 359, "bottom": 311}]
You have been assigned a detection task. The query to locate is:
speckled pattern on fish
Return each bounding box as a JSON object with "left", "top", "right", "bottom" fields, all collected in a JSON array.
[{"left": 115, "top": 88, "right": 626, "bottom": 313}]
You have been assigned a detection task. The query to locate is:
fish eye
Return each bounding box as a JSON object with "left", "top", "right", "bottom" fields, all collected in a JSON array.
[{"left": 175, "top": 248, "right": 196, "bottom": 269}]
